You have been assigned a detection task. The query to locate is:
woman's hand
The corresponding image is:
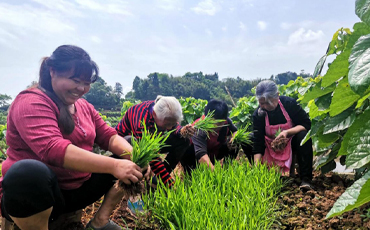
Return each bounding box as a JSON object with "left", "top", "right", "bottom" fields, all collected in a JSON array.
[
  {"left": 180, "top": 124, "right": 196, "bottom": 138},
  {"left": 142, "top": 164, "right": 154, "bottom": 181},
  {"left": 112, "top": 159, "right": 143, "bottom": 185},
  {"left": 275, "top": 130, "right": 289, "bottom": 139}
]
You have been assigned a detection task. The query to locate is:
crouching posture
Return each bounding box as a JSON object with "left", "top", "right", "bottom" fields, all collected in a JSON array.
[
  {"left": 181, "top": 99, "right": 252, "bottom": 173},
  {"left": 0, "top": 45, "right": 150, "bottom": 230},
  {"left": 252, "top": 80, "right": 313, "bottom": 190},
  {"left": 116, "top": 96, "right": 195, "bottom": 188}
]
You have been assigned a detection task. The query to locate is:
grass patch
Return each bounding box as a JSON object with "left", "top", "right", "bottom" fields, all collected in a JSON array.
[{"left": 143, "top": 161, "right": 283, "bottom": 229}]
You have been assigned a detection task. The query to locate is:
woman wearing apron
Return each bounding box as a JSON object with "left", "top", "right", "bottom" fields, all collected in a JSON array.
[{"left": 252, "top": 80, "right": 313, "bottom": 190}]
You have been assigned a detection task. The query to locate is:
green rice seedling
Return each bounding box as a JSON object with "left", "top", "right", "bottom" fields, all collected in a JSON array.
[
  {"left": 231, "top": 125, "right": 253, "bottom": 147},
  {"left": 116, "top": 121, "right": 173, "bottom": 196},
  {"left": 142, "top": 160, "right": 283, "bottom": 229},
  {"left": 193, "top": 111, "right": 228, "bottom": 138}
]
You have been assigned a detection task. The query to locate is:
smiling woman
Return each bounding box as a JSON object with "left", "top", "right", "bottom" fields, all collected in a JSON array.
[
  {"left": 0, "top": 45, "right": 149, "bottom": 230},
  {"left": 39, "top": 45, "right": 98, "bottom": 134}
]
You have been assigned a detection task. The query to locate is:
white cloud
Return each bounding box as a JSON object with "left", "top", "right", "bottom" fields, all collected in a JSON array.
[
  {"left": 191, "top": 0, "right": 219, "bottom": 16},
  {"left": 257, "top": 21, "right": 267, "bottom": 31},
  {"left": 91, "top": 36, "right": 102, "bottom": 43},
  {"left": 0, "top": 3, "right": 75, "bottom": 35},
  {"left": 75, "top": 0, "right": 132, "bottom": 16},
  {"left": 288, "top": 28, "right": 324, "bottom": 45},
  {"left": 239, "top": 22, "right": 246, "bottom": 31},
  {"left": 205, "top": 29, "right": 213, "bottom": 36},
  {"left": 280, "top": 22, "right": 291, "bottom": 30},
  {"left": 156, "top": 0, "right": 182, "bottom": 11},
  {"left": 222, "top": 26, "right": 227, "bottom": 31},
  {"left": 31, "top": 0, "right": 83, "bottom": 17}
]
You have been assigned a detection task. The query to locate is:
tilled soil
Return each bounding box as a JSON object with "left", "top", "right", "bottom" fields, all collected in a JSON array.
[
  {"left": 2, "top": 171, "right": 370, "bottom": 230},
  {"left": 274, "top": 172, "right": 370, "bottom": 230}
]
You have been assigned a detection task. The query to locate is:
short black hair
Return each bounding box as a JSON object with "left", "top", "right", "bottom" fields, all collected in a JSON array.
[{"left": 204, "top": 99, "right": 228, "bottom": 119}]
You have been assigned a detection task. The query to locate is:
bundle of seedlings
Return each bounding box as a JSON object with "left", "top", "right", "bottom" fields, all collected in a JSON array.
[
  {"left": 270, "top": 127, "right": 289, "bottom": 152},
  {"left": 228, "top": 125, "right": 253, "bottom": 151},
  {"left": 180, "top": 111, "right": 227, "bottom": 139},
  {"left": 115, "top": 121, "right": 173, "bottom": 197}
]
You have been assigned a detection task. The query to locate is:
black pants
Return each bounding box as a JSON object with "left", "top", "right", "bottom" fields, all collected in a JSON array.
[
  {"left": 124, "top": 134, "right": 190, "bottom": 174},
  {"left": 1, "top": 159, "right": 116, "bottom": 222},
  {"left": 180, "top": 142, "right": 253, "bottom": 175},
  {"left": 291, "top": 130, "right": 313, "bottom": 180}
]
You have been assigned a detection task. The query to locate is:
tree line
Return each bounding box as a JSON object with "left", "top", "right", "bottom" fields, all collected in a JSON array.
[{"left": 0, "top": 70, "right": 311, "bottom": 113}]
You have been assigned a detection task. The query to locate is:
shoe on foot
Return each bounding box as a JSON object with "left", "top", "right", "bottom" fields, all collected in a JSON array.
[
  {"left": 127, "top": 196, "right": 145, "bottom": 216},
  {"left": 85, "top": 219, "right": 121, "bottom": 230},
  {"left": 299, "top": 179, "right": 314, "bottom": 191}
]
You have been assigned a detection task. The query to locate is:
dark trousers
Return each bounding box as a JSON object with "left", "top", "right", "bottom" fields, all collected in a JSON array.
[
  {"left": 124, "top": 134, "right": 190, "bottom": 174},
  {"left": 1, "top": 159, "right": 115, "bottom": 222},
  {"left": 180, "top": 142, "right": 253, "bottom": 175},
  {"left": 291, "top": 130, "right": 313, "bottom": 180}
]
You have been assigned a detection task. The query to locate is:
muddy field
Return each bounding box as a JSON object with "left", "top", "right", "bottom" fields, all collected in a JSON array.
[{"left": 2, "top": 171, "right": 370, "bottom": 230}]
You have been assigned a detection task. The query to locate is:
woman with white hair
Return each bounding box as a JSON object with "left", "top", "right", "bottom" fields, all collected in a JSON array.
[
  {"left": 116, "top": 95, "right": 194, "bottom": 187},
  {"left": 252, "top": 80, "right": 313, "bottom": 190}
]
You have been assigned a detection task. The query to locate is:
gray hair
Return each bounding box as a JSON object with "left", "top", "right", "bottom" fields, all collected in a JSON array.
[
  {"left": 256, "top": 80, "right": 279, "bottom": 116},
  {"left": 153, "top": 95, "right": 183, "bottom": 122},
  {"left": 256, "top": 80, "right": 279, "bottom": 101}
]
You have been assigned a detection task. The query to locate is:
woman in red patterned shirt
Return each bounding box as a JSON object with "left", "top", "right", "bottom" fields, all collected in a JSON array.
[{"left": 0, "top": 45, "right": 149, "bottom": 230}]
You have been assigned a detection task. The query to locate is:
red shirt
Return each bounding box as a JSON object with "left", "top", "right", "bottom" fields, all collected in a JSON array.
[{"left": 1, "top": 88, "right": 117, "bottom": 190}]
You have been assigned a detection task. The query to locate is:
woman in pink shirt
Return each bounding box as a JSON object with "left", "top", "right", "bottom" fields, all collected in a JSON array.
[{"left": 0, "top": 45, "right": 149, "bottom": 230}]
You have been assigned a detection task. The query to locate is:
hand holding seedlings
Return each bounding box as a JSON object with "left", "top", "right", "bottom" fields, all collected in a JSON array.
[
  {"left": 115, "top": 121, "right": 172, "bottom": 196},
  {"left": 180, "top": 124, "right": 196, "bottom": 139},
  {"left": 271, "top": 128, "right": 289, "bottom": 152},
  {"left": 112, "top": 159, "right": 143, "bottom": 185}
]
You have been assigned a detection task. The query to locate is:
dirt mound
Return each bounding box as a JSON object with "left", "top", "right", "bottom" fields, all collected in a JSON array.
[{"left": 274, "top": 172, "right": 370, "bottom": 230}]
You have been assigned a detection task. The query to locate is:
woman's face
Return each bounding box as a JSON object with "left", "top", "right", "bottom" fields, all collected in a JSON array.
[
  {"left": 153, "top": 112, "right": 178, "bottom": 131},
  {"left": 258, "top": 97, "right": 279, "bottom": 112},
  {"left": 50, "top": 69, "right": 91, "bottom": 105}
]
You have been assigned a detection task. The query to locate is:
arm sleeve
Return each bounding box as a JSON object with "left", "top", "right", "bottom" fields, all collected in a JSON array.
[
  {"left": 115, "top": 110, "right": 132, "bottom": 137},
  {"left": 149, "top": 158, "right": 174, "bottom": 187},
  {"left": 89, "top": 103, "right": 117, "bottom": 150},
  {"left": 11, "top": 94, "right": 71, "bottom": 167},
  {"left": 227, "top": 118, "right": 238, "bottom": 134},
  {"left": 252, "top": 110, "right": 266, "bottom": 155},
  {"left": 191, "top": 130, "right": 208, "bottom": 160},
  {"left": 173, "top": 122, "right": 183, "bottom": 138},
  {"left": 285, "top": 99, "right": 311, "bottom": 130}
]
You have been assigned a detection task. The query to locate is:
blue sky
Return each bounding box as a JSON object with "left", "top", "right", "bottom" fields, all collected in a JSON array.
[{"left": 0, "top": 0, "right": 360, "bottom": 98}]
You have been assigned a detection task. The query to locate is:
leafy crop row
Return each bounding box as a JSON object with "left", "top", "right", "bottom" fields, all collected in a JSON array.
[{"left": 143, "top": 162, "right": 283, "bottom": 229}]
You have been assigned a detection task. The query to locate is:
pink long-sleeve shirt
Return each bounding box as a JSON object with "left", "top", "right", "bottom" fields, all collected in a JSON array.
[{"left": 1, "top": 88, "right": 117, "bottom": 190}]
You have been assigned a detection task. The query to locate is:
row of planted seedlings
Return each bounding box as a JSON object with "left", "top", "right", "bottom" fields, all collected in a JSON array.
[
  {"left": 142, "top": 161, "right": 283, "bottom": 229},
  {"left": 123, "top": 114, "right": 284, "bottom": 229}
]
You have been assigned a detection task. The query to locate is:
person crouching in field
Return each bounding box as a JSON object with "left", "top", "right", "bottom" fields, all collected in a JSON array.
[
  {"left": 115, "top": 96, "right": 195, "bottom": 213},
  {"left": 180, "top": 99, "right": 253, "bottom": 174},
  {"left": 0, "top": 45, "right": 151, "bottom": 230},
  {"left": 252, "top": 80, "right": 313, "bottom": 191}
]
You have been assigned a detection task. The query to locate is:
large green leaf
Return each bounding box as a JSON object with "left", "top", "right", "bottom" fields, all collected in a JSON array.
[
  {"left": 327, "top": 28, "right": 352, "bottom": 55},
  {"left": 329, "top": 79, "right": 361, "bottom": 117},
  {"left": 313, "top": 55, "right": 327, "bottom": 78},
  {"left": 346, "top": 118, "right": 370, "bottom": 169},
  {"left": 323, "top": 109, "right": 356, "bottom": 134},
  {"left": 300, "top": 81, "right": 335, "bottom": 104},
  {"left": 326, "top": 170, "right": 370, "bottom": 218},
  {"left": 356, "top": 0, "right": 370, "bottom": 27},
  {"left": 348, "top": 34, "right": 370, "bottom": 95},
  {"left": 315, "top": 143, "right": 341, "bottom": 169},
  {"left": 356, "top": 90, "right": 370, "bottom": 108},
  {"left": 314, "top": 130, "right": 340, "bottom": 153},
  {"left": 339, "top": 107, "right": 370, "bottom": 156},
  {"left": 322, "top": 50, "right": 350, "bottom": 87},
  {"left": 315, "top": 94, "right": 332, "bottom": 111}
]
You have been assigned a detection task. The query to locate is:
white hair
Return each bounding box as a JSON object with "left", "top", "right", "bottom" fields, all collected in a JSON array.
[
  {"left": 256, "top": 80, "right": 279, "bottom": 116},
  {"left": 153, "top": 95, "right": 183, "bottom": 122},
  {"left": 256, "top": 80, "right": 279, "bottom": 101}
]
